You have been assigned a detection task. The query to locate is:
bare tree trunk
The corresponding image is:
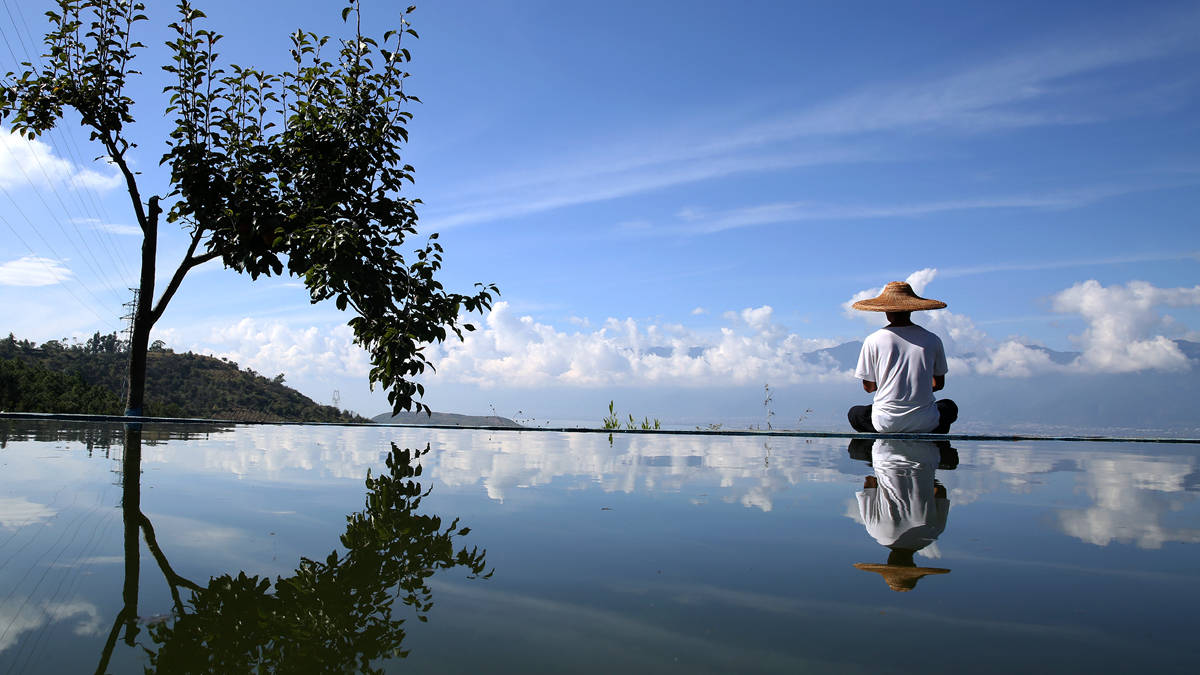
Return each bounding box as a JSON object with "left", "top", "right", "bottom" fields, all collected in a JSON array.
[
  {"left": 124, "top": 208, "right": 157, "bottom": 416},
  {"left": 120, "top": 428, "right": 142, "bottom": 645}
]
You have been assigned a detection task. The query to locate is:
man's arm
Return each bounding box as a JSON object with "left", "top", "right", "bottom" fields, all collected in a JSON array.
[
  {"left": 862, "top": 380, "right": 877, "bottom": 393},
  {"left": 932, "top": 375, "right": 945, "bottom": 392}
]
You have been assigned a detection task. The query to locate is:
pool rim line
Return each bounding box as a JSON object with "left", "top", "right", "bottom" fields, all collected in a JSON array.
[{"left": 2, "top": 411, "right": 1197, "bottom": 444}]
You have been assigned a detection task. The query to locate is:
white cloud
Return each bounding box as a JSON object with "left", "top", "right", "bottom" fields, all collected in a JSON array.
[
  {"left": 0, "top": 129, "right": 120, "bottom": 192},
  {"left": 71, "top": 216, "right": 141, "bottom": 236},
  {"left": 423, "top": 147, "right": 870, "bottom": 231},
  {"left": 939, "top": 250, "right": 1200, "bottom": 279},
  {"left": 94, "top": 222, "right": 141, "bottom": 236},
  {"left": 0, "top": 256, "right": 73, "bottom": 286},
  {"left": 0, "top": 599, "right": 101, "bottom": 653},
  {"left": 153, "top": 276, "right": 1199, "bottom": 397},
  {"left": 170, "top": 319, "right": 373, "bottom": 381},
  {"left": 904, "top": 268, "right": 938, "bottom": 296},
  {"left": 424, "top": 301, "right": 842, "bottom": 388},
  {"left": 973, "top": 341, "right": 1062, "bottom": 378},
  {"left": 1051, "top": 280, "right": 1200, "bottom": 373},
  {"left": 660, "top": 188, "right": 1176, "bottom": 235},
  {"left": 842, "top": 271, "right": 1200, "bottom": 378},
  {"left": 69, "top": 166, "right": 122, "bottom": 191},
  {"left": 1055, "top": 454, "right": 1200, "bottom": 549},
  {"left": 920, "top": 308, "right": 993, "bottom": 357},
  {"left": 421, "top": 8, "right": 1200, "bottom": 232},
  {"left": 734, "top": 8, "right": 1199, "bottom": 145},
  {"left": 842, "top": 268, "right": 941, "bottom": 320},
  {"left": 691, "top": 307, "right": 707, "bottom": 315},
  {"left": 0, "top": 131, "right": 73, "bottom": 188},
  {"left": 0, "top": 497, "right": 57, "bottom": 529}
]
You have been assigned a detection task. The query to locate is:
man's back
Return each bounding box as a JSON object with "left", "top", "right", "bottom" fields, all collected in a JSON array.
[{"left": 855, "top": 325, "right": 947, "bottom": 432}]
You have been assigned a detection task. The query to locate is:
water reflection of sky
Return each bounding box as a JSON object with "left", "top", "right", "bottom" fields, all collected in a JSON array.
[{"left": 1, "top": 421, "right": 1198, "bottom": 672}]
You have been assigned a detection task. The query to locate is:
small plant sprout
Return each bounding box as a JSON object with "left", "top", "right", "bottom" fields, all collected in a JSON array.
[
  {"left": 763, "top": 383, "right": 775, "bottom": 431},
  {"left": 602, "top": 401, "right": 661, "bottom": 431}
]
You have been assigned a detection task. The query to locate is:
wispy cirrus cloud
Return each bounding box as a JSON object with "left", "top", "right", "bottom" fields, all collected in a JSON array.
[
  {"left": 421, "top": 146, "right": 874, "bottom": 230},
  {"left": 71, "top": 217, "right": 142, "bottom": 236},
  {"left": 938, "top": 251, "right": 1200, "bottom": 279},
  {"left": 421, "top": 6, "right": 1200, "bottom": 232},
  {"left": 661, "top": 180, "right": 1199, "bottom": 235}
]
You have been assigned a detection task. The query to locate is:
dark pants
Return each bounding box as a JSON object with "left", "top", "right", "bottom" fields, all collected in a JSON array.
[
  {"left": 848, "top": 399, "right": 958, "bottom": 434},
  {"left": 846, "top": 438, "right": 959, "bottom": 469}
]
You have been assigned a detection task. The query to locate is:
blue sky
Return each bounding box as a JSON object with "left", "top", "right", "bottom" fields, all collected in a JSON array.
[{"left": 1, "top": 0, "right": 1199, "bottom": 429}]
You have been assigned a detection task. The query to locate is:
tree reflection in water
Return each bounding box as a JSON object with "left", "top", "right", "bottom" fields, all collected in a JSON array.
[{"left": 97, "top": 429, "right": 491, "bottom": 674}]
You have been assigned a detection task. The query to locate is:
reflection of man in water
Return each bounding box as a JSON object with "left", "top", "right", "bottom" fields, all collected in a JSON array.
[{"left": 851, "top": 439, "right": 954, "bottom": 592}]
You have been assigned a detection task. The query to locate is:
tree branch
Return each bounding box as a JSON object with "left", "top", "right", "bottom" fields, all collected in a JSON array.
[
  {"left": 99, "top": 132, "right": 152, "bottom": 232},
  {"left": 139, "top": 512, "right": 203, "bottom": 601},
  {"left": 93, "top": 606, "right": 134, "bottom": 675},
  {"left": 149, "top": 228, "right": 221, "bottom": 326}
]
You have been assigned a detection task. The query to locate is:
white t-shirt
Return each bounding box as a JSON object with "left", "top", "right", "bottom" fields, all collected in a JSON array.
[
  {"left": 854, "top": 324, "right": 948, "bottom": 433},
  {"left": 856, "top": 440, "right": 949, "bottom": 550}
]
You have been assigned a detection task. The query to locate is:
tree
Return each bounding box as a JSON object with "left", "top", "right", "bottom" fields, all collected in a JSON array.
[
  {"left": 1, "top": 0, "right": 496, "bottom": 416},
  {"left": 93, "top": 436, "right": 490, "bottom": 672}
]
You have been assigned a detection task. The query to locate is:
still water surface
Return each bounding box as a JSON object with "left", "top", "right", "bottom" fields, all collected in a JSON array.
[{"left": 1, "top": 420, "right": 1198, "bottom": 673}]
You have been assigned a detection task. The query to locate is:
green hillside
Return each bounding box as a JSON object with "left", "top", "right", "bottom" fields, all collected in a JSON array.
[{"left": 0, "top": 333, "right": 364, "bottom": 422}]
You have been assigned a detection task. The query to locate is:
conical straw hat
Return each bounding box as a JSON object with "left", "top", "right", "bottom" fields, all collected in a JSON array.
[
  {"left": 853, "top": 563, "right": 950, "bottom": 592},
  {"left": 852, "top": 281, "right": 946, "bottom": 312}
]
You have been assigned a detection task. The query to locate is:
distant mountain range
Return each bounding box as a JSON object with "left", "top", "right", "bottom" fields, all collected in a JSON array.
[
  {"left": 802, "top": 339, "right": 1200, "bottom": 371},
  {"left": 634, "top": 337, "right": 1200, "bottom": 377},
  {"left": 372, "top": 410, "right": 524, "bottom": 428}
]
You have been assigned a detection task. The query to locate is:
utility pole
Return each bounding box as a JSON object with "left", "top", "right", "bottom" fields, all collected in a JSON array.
[
  {"left": 119, "top": 288, "right": 139, "bottom": 353},
  {"left": 119, "top": 288, "right": 139, "bottom": 412}
]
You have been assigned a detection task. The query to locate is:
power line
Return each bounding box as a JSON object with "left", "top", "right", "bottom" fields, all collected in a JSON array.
[
  {"left": 0, "top": 140, "right": 129, "bottom": 299},
  {"left": 5, "top": 0, "right": 137, "bottom": 284},
  {"left": 46, "top": 129, "right": 138, "bottom": 283},
  {"left": 1, "top": 0, "right": 137, "bottom": 287},
  {"left": 0, "top": 143, "right": 129, "bottom": 305},
  {"left": 0, "top": 188, "right": 122, "bottom": 330}
]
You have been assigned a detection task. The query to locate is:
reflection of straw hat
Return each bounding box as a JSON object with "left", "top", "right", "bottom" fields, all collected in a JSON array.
[
  {"left": 853, "top": 563, "right": 950, "bottom": 592},
  {"left": 852, "top": 282, "right": 946, "bottom": 312}
]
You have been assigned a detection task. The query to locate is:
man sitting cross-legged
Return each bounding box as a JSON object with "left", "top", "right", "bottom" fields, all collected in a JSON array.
[{"left": 847, "top": 281, "right": 959, "bottom": 434}]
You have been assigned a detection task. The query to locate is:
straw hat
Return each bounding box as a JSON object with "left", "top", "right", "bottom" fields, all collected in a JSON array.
[
  {"left": 852, "top": 282, "right": 946, "bottom": 312},
  {"left": 853, "top": 563, "right": 950, "bottom": 592}
]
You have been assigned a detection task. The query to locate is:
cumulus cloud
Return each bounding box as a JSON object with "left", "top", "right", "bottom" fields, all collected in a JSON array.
[
  {"left": 843, "top": 268, "right": 993, "bottom": 357},
  {"left": 0, "top": 497, "right": 57, "bottom": 529},
  {"left": 172, "top": 319, "right": 372, "bottom": 381},
  {"left": 424, "top": 301, "right": 842, "bottom": 388},
  {"left": 972, "top": 341, "right": 1061, "bottom": 377},
  {"left": 0, "top": 599, "right": 101, "bottom": 653},
  {"left": 1051, "top": 280, "right": 1200, "bottom": 373},
  {"left": 0, "top": 129, "right": 120, "bottom": 191},
  {"left": 1054, "top": 454, "right": 1200, "bottom": 549},
  {"left": 156, "top": 275, "right": 1199, "bottom": 394},
  {"left": 842, "top": 268, "right": 940, "bottom": 320},
  {"left": 0, "top": 256, "right": 73, "bottom": 286},
  {"left": 69, "top": 166, "right": 123, "bottom": 191},
  {"left": 843, "top": 272, "right": 1198, "bottom": 378}
]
